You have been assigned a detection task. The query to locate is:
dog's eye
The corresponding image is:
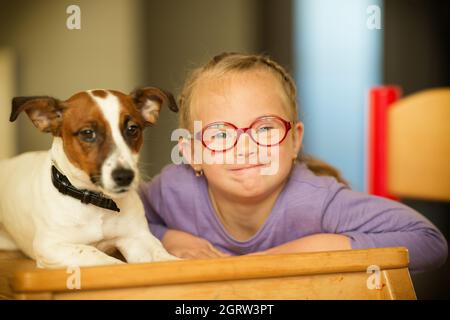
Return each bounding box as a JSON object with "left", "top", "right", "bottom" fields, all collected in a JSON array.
[
  {"left": 126, "top": 122, "right": 140, "bottom": 138},
  {"left": 78, "top": 129, "right": 96, "bottom": 142}
]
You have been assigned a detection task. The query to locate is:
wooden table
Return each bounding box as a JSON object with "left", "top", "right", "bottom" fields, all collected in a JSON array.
[{"left": 0, "top": 247, "right": 416, "bottom": 300}]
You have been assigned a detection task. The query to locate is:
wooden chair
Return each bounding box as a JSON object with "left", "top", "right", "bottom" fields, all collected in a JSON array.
[
  {"left": 0, "top": 247, "right": 416, "bottom": 300},
  {"left": 387, "top": 88, "right": 450, "bottom": 201}
]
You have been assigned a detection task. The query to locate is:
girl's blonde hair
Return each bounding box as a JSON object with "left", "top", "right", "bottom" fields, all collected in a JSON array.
[{"left": 178, "top": 52, "right": 349, "bottom": 187}]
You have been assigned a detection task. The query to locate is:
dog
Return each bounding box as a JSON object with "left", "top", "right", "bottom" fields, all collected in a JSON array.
[{"left": 0, "top": 87, "right": 179, "bottom": 268}]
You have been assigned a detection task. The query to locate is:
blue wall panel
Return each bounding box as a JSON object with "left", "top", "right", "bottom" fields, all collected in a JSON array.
[{"left": 294, "top": 0, "right": 383, "bottom": 191}]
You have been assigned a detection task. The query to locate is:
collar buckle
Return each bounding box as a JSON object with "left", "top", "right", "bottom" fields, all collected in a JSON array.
[{"left": 81, "top": 190, "right": 91, "bottom": 204}]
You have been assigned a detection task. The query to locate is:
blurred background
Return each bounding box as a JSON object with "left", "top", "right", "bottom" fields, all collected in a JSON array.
[{"left": 0, "top": 0, "right": 449, "bottom": 299}]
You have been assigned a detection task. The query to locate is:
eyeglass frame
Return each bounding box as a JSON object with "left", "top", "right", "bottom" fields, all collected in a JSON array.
[{"left": 195, "top": 115, "right": 293, "bottom": 152}]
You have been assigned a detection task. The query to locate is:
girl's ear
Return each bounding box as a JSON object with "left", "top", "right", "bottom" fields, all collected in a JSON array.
[
  {"left": 178, "top": 137, "right": 196, "bottom": 170},
  {"left": 178, "top": 137, "right": 202, "bottom": 172},
  {"left": 292, "top": 121, "right": 304, "bottom": 156},
  {"left": 178, "top": 137, "right": 192, "bottom": 163}
]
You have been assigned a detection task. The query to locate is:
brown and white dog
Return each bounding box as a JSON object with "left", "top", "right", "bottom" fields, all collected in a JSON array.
[{"left": 0, "top": 87, "right": 178, "bottom": 268}]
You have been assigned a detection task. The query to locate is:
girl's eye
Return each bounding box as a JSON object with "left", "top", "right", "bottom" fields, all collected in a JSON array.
[
  {"left": 214, "top": 131, "right": 227, "bottom": 139},
  {"left": 78, "top": 129, "right": 96, "bottom": 143},
  {"left": 257, "top": 126, "right": 274, "bottom": 133}
]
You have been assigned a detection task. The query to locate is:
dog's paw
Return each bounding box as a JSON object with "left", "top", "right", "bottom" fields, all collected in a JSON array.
[{"left": 153, "top": 251, "right": 181, "bottom": 262}]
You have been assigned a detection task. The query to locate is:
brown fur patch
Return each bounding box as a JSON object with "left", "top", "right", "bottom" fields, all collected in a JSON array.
[
  {"left": 10, "top": 96, "right": 64, "bottom": 135},
  {"left": 60, "top": 92, "right": 113, "bottom": 183},
  {"left": 91, "top": 90, "right": 108, "bottom": 99}
]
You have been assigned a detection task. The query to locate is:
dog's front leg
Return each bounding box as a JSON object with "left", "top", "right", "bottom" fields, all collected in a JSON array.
[
  {"left": 116, "top": 233, "right": 179, "bottom": 264},
  {"left": 34, "top": 242, "right": 125, "bottom": 268}
]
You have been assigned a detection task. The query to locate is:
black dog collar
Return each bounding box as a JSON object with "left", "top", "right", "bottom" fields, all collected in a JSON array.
[{"left": 51, "top": 165, "right": 120, "bottom": 212}]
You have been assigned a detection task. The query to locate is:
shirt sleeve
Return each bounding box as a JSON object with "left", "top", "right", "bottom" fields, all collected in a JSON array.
[
  {"left": 321, "top": 183, "right": 448, "bottom": 274},
  {"left": 139, "top": 176, "right": 169, "bottom": 241}
]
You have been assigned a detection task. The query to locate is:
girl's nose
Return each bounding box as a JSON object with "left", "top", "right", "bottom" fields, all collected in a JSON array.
[{"left": 236, "top": 132, "right": 257, "bottom": 158}]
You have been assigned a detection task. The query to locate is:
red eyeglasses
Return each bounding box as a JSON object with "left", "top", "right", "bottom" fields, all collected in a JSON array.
[{"left": 195, "top": 115, "right": 293, "bottom": 152}]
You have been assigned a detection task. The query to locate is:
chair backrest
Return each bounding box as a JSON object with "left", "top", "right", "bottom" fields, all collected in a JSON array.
[{"left": 387, "top": 88, "right": 450, "bottom": 201}]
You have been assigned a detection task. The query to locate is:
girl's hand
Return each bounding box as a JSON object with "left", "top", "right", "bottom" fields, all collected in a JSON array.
[{"left": 162, "top": 229, "right": 231, "bottom": 259}]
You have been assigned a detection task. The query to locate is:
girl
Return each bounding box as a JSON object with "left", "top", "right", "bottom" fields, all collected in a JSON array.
[{"left": 140, "top": 52, "right": 447, "bottom": 273}]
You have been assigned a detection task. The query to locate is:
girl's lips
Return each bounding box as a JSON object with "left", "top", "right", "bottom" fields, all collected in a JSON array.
[{"left": 228, "top": 163, "right": 266, "bottom": 171}]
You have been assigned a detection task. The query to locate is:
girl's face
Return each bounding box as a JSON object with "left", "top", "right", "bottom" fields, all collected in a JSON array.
[{"left": 187, "top": 69, "right": 304, "bottom": 201}]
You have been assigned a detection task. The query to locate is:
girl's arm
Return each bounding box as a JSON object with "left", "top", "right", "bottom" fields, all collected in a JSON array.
[
  {"left": 251, "top": 233, "right": 351, "bottom": 255},
  {"left": 320, "top": 186, "right": 448, "bottom": 273},
  {"left": 251, "top": 185, "right": 447, "bottom": 274}
]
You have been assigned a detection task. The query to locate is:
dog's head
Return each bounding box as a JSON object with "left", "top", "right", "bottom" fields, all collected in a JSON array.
[{"left": 10, "top": 88, "right": 178, "bottom": 194}]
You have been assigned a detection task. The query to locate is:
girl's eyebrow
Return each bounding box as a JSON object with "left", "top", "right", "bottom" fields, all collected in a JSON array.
[{"left": 205, "top": 114, "right": 288, "bottom": 128}]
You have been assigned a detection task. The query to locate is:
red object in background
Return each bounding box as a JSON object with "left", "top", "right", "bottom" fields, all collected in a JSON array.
[{"left": 368, "top": 86, "right": 402, "bottom": 200}]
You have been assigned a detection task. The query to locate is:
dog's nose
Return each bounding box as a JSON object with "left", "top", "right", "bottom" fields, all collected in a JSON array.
[{"left": 112, "top": 168, "right": 135, "bottom": 187}]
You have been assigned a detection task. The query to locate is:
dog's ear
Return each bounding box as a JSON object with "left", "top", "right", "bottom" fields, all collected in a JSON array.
[
  {"left": 10, "top": 96, "right": 64, "bottom": 135},
  {"left": 130, "top": 87, "right": 178, "bottom": 125}
]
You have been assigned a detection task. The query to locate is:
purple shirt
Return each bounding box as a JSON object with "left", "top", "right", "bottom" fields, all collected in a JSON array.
[{"left": 140, "top": 163, "right": 448, "bottom": 273}]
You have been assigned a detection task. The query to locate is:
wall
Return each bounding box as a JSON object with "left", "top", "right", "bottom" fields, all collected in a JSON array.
[
  {"left": 384, "top": 0, "right": 450, "bottom": 95},
  {"left": 294, "top": 0, "right": 383, "bottom": 191},
  {"left": 0, "top": 48, "right": 16, "bottom": 159}
]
